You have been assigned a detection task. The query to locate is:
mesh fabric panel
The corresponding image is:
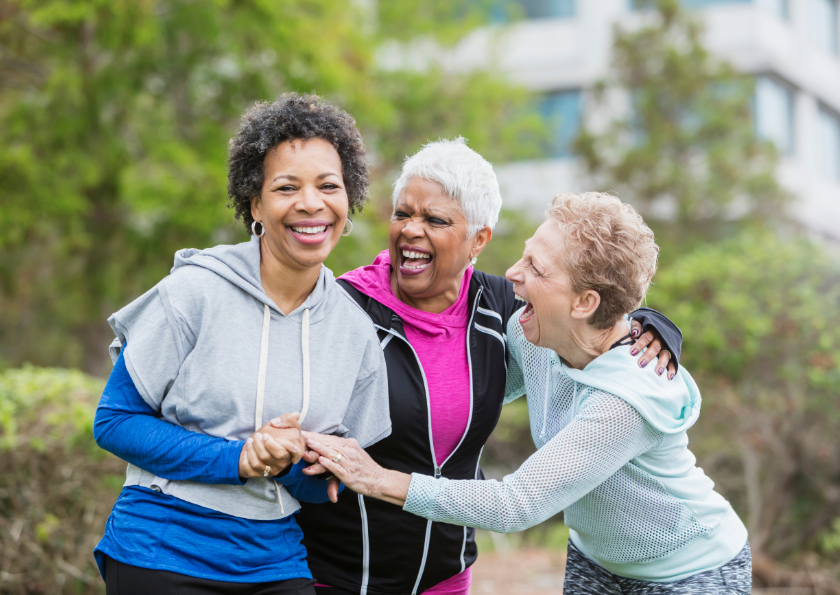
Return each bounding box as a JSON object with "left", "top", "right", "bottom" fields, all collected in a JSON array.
[{"left": 405, "top": 311, "right": 713, "bottom": 565}]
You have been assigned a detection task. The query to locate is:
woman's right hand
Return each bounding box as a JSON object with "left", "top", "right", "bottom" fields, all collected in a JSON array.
[
  {"left": 302, "top": 432, "right": 411, "bottom": 507},
  {"left": 238, "top": 412, "right": 307, "bottom": 478}
]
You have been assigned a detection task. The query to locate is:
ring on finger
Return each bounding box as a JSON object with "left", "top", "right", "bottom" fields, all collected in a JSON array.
[
  {"left": 330, "top": 450, "right": 343, "bottom": 464},
  {"left": 263, "top": 465, "right": 272, "bottom": 477},
  {"left": 660, "top": 350, "right": 671, "bottom": 361}
]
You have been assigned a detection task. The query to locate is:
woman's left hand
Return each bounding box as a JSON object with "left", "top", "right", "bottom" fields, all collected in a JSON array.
[
  {"left": 629, "top": 319, "right": 676, "bottom": 379},
  {"left": 302, "top": 432, "right": 411, "bottom": 507}
]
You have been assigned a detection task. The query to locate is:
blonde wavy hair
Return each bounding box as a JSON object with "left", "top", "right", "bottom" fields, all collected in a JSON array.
[{"left": 547, "top": 192, "right": 659, "bottom": 329}]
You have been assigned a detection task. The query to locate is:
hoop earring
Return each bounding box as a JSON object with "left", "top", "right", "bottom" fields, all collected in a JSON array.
[
  {"left": 251, "top": 220, "right": 265, "bottom": 237},
  {"left": 471, "top": 257, "right": 477, "bottom": 266},
  {"left": 342, "top": 219, "right": 353, "bottom": 237}
]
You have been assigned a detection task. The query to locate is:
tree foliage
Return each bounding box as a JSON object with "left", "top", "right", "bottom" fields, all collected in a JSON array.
[
  {"left": 575, "top": 0, "right": 788, "bottom": 244},
  {"left": 0, "top": 0, "right": 541, "bottom": 374}
]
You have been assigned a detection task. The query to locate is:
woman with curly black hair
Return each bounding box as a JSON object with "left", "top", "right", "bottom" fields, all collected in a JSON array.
[{"left": 91, "top": 93, "right": 391, "bottom": 595}]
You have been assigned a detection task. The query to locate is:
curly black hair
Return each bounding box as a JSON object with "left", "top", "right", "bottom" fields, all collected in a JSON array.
[{"left": 227, "top": 92, "right": 369, "bottom": 233}]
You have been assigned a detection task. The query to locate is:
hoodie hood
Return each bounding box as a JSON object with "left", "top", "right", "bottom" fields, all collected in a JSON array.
[
  {"left": 562, "top": 343, "right": 701, "bottom": 435},
  {"left": 171, "top": 235, "right": 336, "bottom": 322}
]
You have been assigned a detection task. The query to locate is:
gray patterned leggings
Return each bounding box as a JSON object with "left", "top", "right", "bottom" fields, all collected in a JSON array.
[{"left": 563, "top": 541, "right": 752, "bottom": 594}]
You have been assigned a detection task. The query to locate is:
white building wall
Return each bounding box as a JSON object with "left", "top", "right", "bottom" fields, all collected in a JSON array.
[{"left": 482, "top": 0, "right": 840, "bottom": 240}]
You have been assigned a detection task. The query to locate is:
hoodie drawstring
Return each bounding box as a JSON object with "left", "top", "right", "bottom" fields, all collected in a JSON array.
[
  {"left": 300, "top": 308, "right": 310, "bottom": 425},
  {"left": 254, "top": 304, "right": 311, "bottom": 516},
  {"left": 255, "top": 305, "right": 271, "bottom": 432}
]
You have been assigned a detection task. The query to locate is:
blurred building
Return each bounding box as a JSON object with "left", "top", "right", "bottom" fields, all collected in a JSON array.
[{"left": 487, "top": 0, "right": 840, "bottom": 240}]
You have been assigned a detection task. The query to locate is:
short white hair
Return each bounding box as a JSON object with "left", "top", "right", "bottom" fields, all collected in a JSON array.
[{"left": 392, "top": 137, "right": 502, "bottom": 237}]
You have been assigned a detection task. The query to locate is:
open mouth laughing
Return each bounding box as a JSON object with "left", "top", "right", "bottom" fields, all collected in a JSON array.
[
  {"left": 399, "top": 245, "right": 433, "bottom": 276},
  {"left": 516, "top": 293, "right": 534, "bottom": 324}
]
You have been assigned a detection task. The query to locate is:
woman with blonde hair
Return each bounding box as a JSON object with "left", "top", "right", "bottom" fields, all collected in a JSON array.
[{"left": 307, "top": 192, "right": 751, "bottom": 594}]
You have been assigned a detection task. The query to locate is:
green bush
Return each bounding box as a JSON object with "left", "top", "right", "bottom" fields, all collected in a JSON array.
[{"left": 0, "top": 366, "right": 122, "bottom": 594}]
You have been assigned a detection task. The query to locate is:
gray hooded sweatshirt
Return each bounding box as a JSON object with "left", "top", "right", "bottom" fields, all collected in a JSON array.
[{"left": 108, "top": 236, "right": 391, "bottom": 520}]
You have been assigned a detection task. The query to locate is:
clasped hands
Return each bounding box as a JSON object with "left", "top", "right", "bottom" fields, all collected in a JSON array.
[
  {"left": 238, "top": 412, "right": 342, "bottom": 500},
  {"left": 238, "top": 412, "right": 306, "bottom": 478},
  {"left": 299, "top": 432, "right": 409, "bottom": 507},
  {"left": 237, "top": 319, "right": 670, "bottom": 500}
]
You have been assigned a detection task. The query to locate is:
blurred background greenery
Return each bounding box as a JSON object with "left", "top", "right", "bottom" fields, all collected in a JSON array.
[{"left": 1, "top": 0, "right": 839, "bottom": 593}]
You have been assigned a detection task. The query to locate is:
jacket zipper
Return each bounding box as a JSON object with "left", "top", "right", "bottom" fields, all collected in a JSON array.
[
  {"left": 439, "top": 287, "right": 480, "bottom": 471},
  {"left": 412, "top": 287, "right": 483, "bottom": 592},
  {"left": 460, "top": 445, "right": 484, "bottom": 572},
  {"left": 373, "top": 286, "right": 483, "bottom": 594},
  {"left": 358, "top": 493, "right": 370, "bottom": 595}
]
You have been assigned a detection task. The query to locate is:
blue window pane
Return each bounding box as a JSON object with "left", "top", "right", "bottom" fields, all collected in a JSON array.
[
  {"left": 513, "top": 0, "right": 575, "bottom": 19},
  {"left": 631, "top": 0, "right": 751, "bottom": 9},
  {"left": 540, "top": 90, "right": 583, "bottom": 158},
  {"left": 755, "top": 76, "right": 795, "bottom": 155},
  {"left": 809, "top": 0, "right": 839, "bottom": 55},
  {"left": 757, "top": 0, "right": 789, "bottom": 19},
  {"left": 817, "top": 107, "right": 840, "bottom": 180},
  {"left": 682, "top": 0, "right": 751, "bottom": 5}
]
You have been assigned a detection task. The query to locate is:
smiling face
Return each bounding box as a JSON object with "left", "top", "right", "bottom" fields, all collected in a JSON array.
[
  {"left": 389, "top": 177, "right": 490, "bottom": 310},
  {"left": 505, "top": 221, "right": 582, "bottom": 350},
  {"left": 251, "top": 138, "right": 348, "bottom": 273}
]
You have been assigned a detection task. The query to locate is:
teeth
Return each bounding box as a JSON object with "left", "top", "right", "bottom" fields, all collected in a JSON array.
[
  {"left": 514, "top": 294, "right": 527, "bottom": 302},
  {"left": 402, "top": 250, "right": 431, "bottom": 259},
  {"left": 404, "top": 261, "right": 431, "bottom": 270},
  {"left": 292, "top": 226, "right": 327, "bottom": 234}
]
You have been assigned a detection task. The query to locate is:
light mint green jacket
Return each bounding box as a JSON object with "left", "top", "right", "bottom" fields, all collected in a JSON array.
[{"left": 404, "top": 313, "right": 747, "bottom": 582}]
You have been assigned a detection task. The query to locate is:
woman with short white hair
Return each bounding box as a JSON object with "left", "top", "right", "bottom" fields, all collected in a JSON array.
[
  {"left": 306, "top": 192, "right": 751, "bottom": 595},
  {"left": 277, "top": 143, "right": 680, "bottom": 595}
]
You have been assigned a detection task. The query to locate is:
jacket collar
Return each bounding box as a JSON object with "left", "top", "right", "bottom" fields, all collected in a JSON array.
[{"left": 338, "top": 275, "right": 486, "bottom": 338}]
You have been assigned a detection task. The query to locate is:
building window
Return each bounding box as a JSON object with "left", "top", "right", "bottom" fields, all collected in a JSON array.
[
  {"left": 681, "top": 0, "right": 751, "bottom": 6},
  {"left": 540, "top": 90, "right": 583, "bottom": 158},
  {"left": 755, "top": 76, "right": 795, "bottom": 155},
  {"left": 633, "top": 0, "right": 789, "bottom": 17},
  {"left": 511, "top": 0, "right": 575, "bottom": 19},
  {"left": 631, "top": 0, "right": 750, "bottom": 9},
  {"left": 809, "top": 0, "right": 839, "bottom": 55},
  {"left": 757, "top": 0, "right": 790, "bottom": 19},
  {"left": 817, "top": 106, "right": 840, "bottom": 180}
]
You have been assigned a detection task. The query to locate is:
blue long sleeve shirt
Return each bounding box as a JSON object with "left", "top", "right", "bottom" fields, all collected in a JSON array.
[{"left": 93, "top": 348, "right": 334, "bottom": 582}]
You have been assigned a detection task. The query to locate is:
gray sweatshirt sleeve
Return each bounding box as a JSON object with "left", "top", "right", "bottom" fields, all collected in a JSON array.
[
  {"left": 107, "top": 282, "right": 190, "bottom": 411},
  {"left": 403, "top": 393, "right": 662, "bottom": 533},
  {"left": 340, "top": 332, "right": 391, "bottom": 449}
]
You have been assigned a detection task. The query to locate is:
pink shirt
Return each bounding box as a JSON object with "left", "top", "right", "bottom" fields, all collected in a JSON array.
[{"left": 328, "top": 251, "right": 474, "bottom": 594}]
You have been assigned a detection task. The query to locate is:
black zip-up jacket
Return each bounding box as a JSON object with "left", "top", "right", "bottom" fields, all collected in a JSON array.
[{"left": 297, "top": 271, "right": 681, "bottom": 595}]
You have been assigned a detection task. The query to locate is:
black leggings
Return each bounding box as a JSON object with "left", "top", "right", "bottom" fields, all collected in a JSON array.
[
  {"left": 313, "top": 588, "right": 356, "bottom": 595},
  {"left": 104, "top": 556, "right": 316, "bottom": 595}
]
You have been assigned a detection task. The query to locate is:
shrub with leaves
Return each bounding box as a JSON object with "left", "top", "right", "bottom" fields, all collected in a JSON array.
[{"left": 0, "top": 366, "right": 121, "bottom": 594}]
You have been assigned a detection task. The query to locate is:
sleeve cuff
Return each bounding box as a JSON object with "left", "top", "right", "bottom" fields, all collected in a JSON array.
[
  {"left": 274, "top": 460, "right": 305, "bottom": 485},
  {"left": 403, "top": 472, "right": 441, "bottom": 517},
  {"left": 220, "top": 440, "right": 247, "bottom": 485}
]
